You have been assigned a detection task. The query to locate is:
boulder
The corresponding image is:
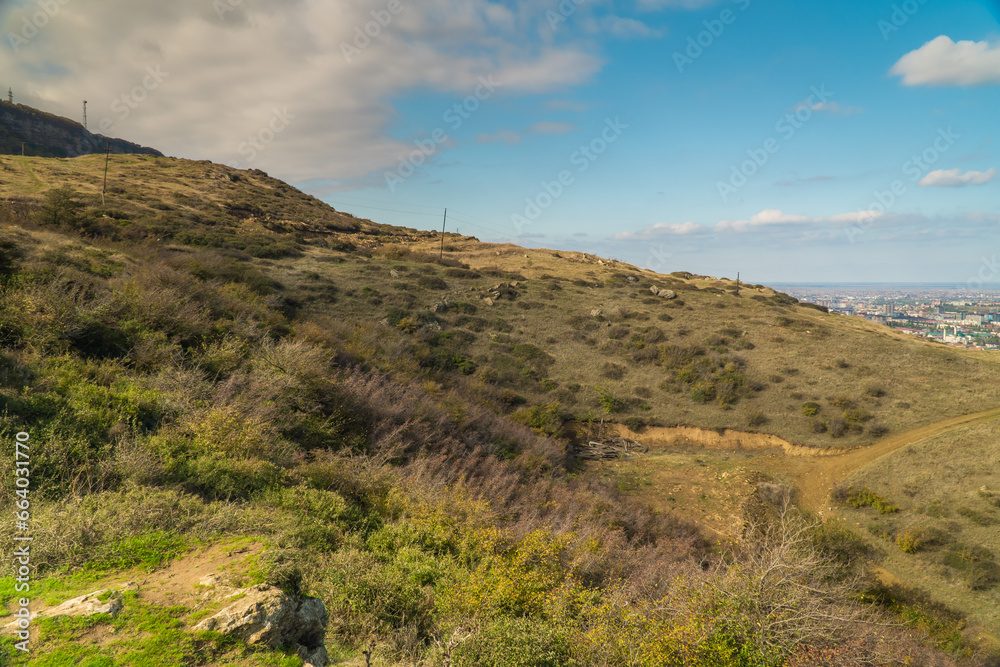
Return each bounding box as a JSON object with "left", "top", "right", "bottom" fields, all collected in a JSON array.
[
  {"left": 650, "top": 286, "right": 677, "bottom": 299},
  {"left": 590, "top": 308, "right": 603, "bottom": 318},
  {"left": 483, "top": 297, "right": 495, "bottom": 306},
  {"left": 194, "top": 583, "right": 328, "bottom": 666}
]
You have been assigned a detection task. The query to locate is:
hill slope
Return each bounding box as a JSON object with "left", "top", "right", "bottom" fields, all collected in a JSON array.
[{"left": 0, "top": 154, "right": 994, "bottom": 665}]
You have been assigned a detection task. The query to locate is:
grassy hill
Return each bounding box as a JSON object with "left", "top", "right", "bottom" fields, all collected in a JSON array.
[{"left": 0, "top": 154, "right": 997, "bottom": 665}]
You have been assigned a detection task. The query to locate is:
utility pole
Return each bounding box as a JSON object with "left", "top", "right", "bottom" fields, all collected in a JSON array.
[
  {"left": 736, "top": 272, "right": 741, "bottom": 296},
  {"left": 439, "top": 208, "right": 447, "bottom": 262},
  {"left": 101, "top": 142, "right": 111, "bottom": 206},
  {"left": 7, "top": 87, "right": 11, "bottom": 104},
  {"left": 82, "top": 101, "right": 88, "bottom": 130}
]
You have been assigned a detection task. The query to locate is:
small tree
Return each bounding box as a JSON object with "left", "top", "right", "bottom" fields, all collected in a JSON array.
[{"left": 40, "top": 186, "right": 84, "bottom": 227}]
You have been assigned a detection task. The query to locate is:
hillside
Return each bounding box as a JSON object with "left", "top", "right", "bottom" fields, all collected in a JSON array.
[
  {"left": 0, "top": 101, "right": 163, "bottom": 158},
  {"left": 0, "top": 154, "right": 997, "bottom": 666}
]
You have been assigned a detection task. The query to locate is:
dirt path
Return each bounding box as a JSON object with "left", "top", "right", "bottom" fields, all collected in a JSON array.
[{"left": 612, "top": 406, "right": 1000, "bottom": 513}]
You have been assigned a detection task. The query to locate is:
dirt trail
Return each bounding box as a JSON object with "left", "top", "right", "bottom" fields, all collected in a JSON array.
[{"left": 612, "top": 406, "right": 1000, "bottom": 513}]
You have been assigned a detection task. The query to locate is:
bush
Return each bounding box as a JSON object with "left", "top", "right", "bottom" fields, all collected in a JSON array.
[
  {"left": 418, "top": 275, "right": 448, "bottom": 290},
  {"left": 943, "top": 545, "right": 1000, "bottom": 590},
  {"left": 746, "top": 410, "right": 768, "bottom": 427},
  {"left": 39, "top": 186, "right": 84, "bottom": 227},
  {"left": 896, "top": 526, "right": 928, "bottom": 553},
  {"left": 511, "top": 402, "right": 562, "bottom": 437},
  {"left": 843, "top": 408, "right": 872, "bottom": 424},
  {"left": 956, "top": 506, "right": 996, "bottom": 526},
  {"left": 839, "top": 486, "right": 899, "bottom": 514},
  {"left": 601, "top": 362, "right": 625, "bottom": 380},
  {"left": 801, "top": 402, "right": 820, "bottom": 417},
  {"left": 595, "top": 385, "right": 626, "bottom": 413},
  {"left": 828, "top": 418, "right": 848, "bottom": 438},
  {"left": 453, "top": 618, "right": 573, "bottom": 667},
  {"left": 867, "top": 423, "right": 889, "bottom": 438},
  {"left": 690, "top": 380, "right": 717, "bottom": 404}
]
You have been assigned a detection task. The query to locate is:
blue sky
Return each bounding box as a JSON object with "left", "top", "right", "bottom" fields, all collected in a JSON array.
[{"left": 2, "top": 0, "right": 999, "bottom": 282}]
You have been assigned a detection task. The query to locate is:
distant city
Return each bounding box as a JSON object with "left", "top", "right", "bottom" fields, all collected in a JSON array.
[{"left": 773, "top": 284, "right": 1000, "bottom": 351}]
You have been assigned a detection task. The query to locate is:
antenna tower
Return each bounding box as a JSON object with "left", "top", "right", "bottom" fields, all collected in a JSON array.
[
  {"left": 7, "top": 88, "right": 11, "bottom": 104},
  {"left": 82, "top": 100, "right": 88, "bottom": 129}
]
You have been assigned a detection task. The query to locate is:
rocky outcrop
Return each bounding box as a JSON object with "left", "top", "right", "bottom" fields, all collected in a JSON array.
[
  {"left": 193, "top": 583, "right": 328, "bottom": 667},
  {"left": 1, "top": 582, "right": 137, "bottom": 633},
  {"left": 0, "top": 101, "right": 162, "bottom": 158},
  {"left": 649, "top": 285, "right": 677, "bottom": 299}
]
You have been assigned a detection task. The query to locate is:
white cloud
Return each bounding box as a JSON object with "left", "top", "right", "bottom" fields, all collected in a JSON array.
[
  {"left": 601, "top": 16, "right": 661, "bottom": 39},
  {"left": 918, "top": 167, "right": 997, "bottom": 187},
  {"left": 811, "top": 101, "right": 863, "bottom": 115},
  {"left": 891, "top": 35, "right": 1000, "bottom": 87},
  {"left": 635, "top": 0, "right": 719, "bottom": 10},
  {"left": 0, "top": 0, "right": 602, "bottom": 185},
  {"left": 527, "top": 121, "right": 577, "bottom": 135},
  {"left": 615, "top": 209, "right": 887, "bottom": 238},
  {"left": 613, "top": 221, "right": 703, "bottom": 239},
  {"left": 792, "top": 100, "right": 863, "bottom": 115},
  {"left": 715, "top": 209, "right": 884, "bottom": 232}
]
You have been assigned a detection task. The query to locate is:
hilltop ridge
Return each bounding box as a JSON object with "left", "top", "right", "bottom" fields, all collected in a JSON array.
[{"left": 0, "top": 100, "right": 162, "bottom": 158}]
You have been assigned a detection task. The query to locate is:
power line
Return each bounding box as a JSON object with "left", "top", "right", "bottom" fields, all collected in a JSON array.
[
  {"left": 325, "top": 198, "right": 514, "bottom": 237},
  {"left": 445, "top": 214, "right": 511, "bottom": 237},
  {"left": 325, "top": 200, "right": 442, "bottom": 217},
  {"left": 326, "top": 192, "right": 444, "bottom": 210}
]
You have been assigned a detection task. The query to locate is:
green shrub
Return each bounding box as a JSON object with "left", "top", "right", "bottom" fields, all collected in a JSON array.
[
  {"left": 511, "top": 402, "right": 562, "bottom": 437},
  {"left": 453, "top": 618, "right": 573, "bottom": 667},
  {"left": 867, "top": 423, "right": 889, "bottom": 438},
  {"left": 841, "top": 487, "right": 899, "bottom": 514},
  {"left": 801, "top": 402, "right": 820, "bottom": 417},
  {"left": 943, "top": 545, "right": 1000, "bottom": 590},
  {"left": 843, "top": 408, "right": 872, "bottom": 424},
  {"left": 595, "top": 385, "right": 626, "bottom": 413},
  {"left": 690, "top": 380, "right": 717, "bottom": 404},
  {"left": 896, "top": 526, "right": 928, "bottom": 553},
  {"left": 829, "top": 395, "right": 854, "bottom": 409}
]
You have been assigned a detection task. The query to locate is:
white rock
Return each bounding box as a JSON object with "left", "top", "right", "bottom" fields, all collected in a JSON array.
[{"left": 193, "top": 584, "right": 328, "bottom": 665}]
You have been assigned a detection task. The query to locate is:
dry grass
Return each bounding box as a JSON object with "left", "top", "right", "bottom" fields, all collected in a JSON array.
[{"left": 837, "top": 420, "right": 1000, "bottom": 643}]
